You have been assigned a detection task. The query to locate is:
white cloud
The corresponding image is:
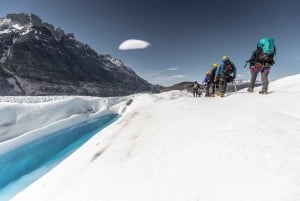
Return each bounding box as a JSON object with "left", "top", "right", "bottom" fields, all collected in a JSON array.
[
  {"left": 167, "top": 67, "right": 179, "bottom": 71},
  {"left": 118, "top": 39, "right": 151, "bottom": 50}
]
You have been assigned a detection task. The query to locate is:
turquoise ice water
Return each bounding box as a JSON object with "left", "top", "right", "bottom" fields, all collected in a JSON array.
[{"left": 0, "top": 114, "right": 118, "bottom": 200}]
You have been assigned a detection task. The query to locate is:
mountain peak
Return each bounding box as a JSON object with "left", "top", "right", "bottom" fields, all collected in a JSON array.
[
  {"left": 5, "top": 13, "right": 42, "bottom": 27},
  {"left": 0, "top": 13, "right": 69, "bottom": 41}
]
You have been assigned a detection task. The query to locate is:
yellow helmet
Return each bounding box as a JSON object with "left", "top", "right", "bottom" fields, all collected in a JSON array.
[
  {"left": 212, "top": 63, "right": 218, "bottom": 68},
  {"left": 222, "top": 55, "right": 229, "bottom": 61},
  {"left": 206, "top": 70, "right": 211, "bottom": 75}
]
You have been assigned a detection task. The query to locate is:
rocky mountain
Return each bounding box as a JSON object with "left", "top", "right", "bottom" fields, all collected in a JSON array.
[{"left": 0, "top": 13, "right": 161, "bottom": 96}]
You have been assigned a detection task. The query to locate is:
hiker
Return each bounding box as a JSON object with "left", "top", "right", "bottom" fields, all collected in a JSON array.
[
  {"left": 202, "top": 70, "right": 213, "bottom": 97},
  {"left": 246, "top": 37, "right": 276, "bottom": 94},
  {"left": 215, "top": 55, "right": 237, "bottom": 97},
  {"left": 210, "top": 63, "right": 219, "bottom": 96},
  {"left": 190, "top": 81, "right": 201, "bottom": 97}
]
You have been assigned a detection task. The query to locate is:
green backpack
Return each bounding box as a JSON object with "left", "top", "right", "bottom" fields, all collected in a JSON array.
[
  {"left": 257, "top": 37, "right": 275, "bottom": 54},
  {"left": 257, "top": 37, "right": 276, "bottom": 65}
]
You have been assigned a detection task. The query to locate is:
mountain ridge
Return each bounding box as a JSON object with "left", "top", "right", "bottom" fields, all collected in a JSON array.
[{"left": 0, "top": 13, "right": 162, "bottom": 96}]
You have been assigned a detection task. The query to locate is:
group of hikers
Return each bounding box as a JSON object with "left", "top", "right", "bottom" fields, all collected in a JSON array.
[{"left": 191, "top": 37, "right": 276, "bottom": 98}]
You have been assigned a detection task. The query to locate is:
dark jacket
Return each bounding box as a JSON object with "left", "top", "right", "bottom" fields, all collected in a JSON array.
[{"left": 211, "top": 68, "right": 217, "bottom": 81}]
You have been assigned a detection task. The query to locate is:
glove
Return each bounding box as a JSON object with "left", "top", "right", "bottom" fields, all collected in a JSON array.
[{"left": 214, "top": 77, "right": 219, "bottom": 82}]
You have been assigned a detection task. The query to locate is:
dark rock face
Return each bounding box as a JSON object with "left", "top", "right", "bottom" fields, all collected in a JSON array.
[{"left": 0, "top": 13, "right": 157, "bottom": 96}]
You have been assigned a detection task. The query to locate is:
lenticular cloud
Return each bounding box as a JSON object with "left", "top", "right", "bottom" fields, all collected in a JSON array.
[{"left": 118, "top": 39, "right": 151, "bottom": 50}]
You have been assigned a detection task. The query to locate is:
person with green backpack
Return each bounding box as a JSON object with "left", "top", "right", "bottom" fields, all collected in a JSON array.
[{"left": 245, "top": 37, "right": 276, "bottom": 94}]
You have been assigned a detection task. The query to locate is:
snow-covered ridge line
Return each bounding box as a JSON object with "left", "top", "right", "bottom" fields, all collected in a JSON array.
[{"left": 0, "top": 18, "right": 29, "bottom": 34}]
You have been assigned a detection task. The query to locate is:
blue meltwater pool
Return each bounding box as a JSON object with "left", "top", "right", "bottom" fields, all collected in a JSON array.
[{"left": 0, "top": 114, "right": 118, "bottom": 200}]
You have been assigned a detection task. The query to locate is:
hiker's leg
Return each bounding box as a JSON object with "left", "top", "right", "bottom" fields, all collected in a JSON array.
[
  {"left": 260, "top": 67, "right": 271, "bottom": 92},
  {"left": 205, "top": 85, "right": 210, "bottom": 96},
  {"left": 211, "top": 83, "right": 215, "bottom": 95},
  {"left": 249, "top": 70, "right": 258, "bottom": 89},
  {"left": 215, "top": 80, "right": 219, "bottom": 92},
  {"left": 219, "top": 78, "right": 226, "bottom": 93}
]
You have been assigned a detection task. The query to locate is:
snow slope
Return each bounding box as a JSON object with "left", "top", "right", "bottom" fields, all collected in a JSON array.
[{"left": 1, "top": 74, "right": 300, "bottom": 201}]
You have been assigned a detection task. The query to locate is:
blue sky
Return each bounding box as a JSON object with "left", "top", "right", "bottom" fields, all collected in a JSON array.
[{"left": 0, "top": 0, "right": 299, "bottom": 86}]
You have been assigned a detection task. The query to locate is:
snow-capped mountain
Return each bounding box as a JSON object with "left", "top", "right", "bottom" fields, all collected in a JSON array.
[{"left": 0, "top": 13, "right": 158, "bottom": 96}]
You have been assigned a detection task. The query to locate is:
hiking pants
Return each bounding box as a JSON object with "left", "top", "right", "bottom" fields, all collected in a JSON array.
[
  {"left": 249, "top": 67, "right": 259, "bottom": 89},
  {"left": 193, "top": 89, "right": 198, "bottom": 97},
  {"left": 219, "top": 77, "right": 229, "bottom": 93},
  {"left": 205, "top": 84, "right": 211, "bottom": 96},
  {"left": 212, "top": 81, "right": 219, "bottom": 95},
  {"left": 261, "top": 67, "right": 270, "bottom": 91}
]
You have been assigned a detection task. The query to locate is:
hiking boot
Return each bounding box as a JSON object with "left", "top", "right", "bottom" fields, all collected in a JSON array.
[
  {"left": 259, "top": 89, "right": 268, "bottom": 94},
  {"left": 247, "top": 87, "right": 254, "bottom": 92},
  {"left": 220, "top": 92, "right": 225, "bottom": 97}
]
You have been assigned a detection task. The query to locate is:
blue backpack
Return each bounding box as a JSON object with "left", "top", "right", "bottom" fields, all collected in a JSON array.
[
  {"left": 257, "top": 37, "right": 275, "bottom": 54},
  {"left": 257, "top": 37, "right": 276, "bottom": 65}
]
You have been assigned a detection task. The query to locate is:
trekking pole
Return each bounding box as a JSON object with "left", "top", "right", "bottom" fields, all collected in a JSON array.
[{"left": 233, "top": 80, "right": 237, "bottom": 92}]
